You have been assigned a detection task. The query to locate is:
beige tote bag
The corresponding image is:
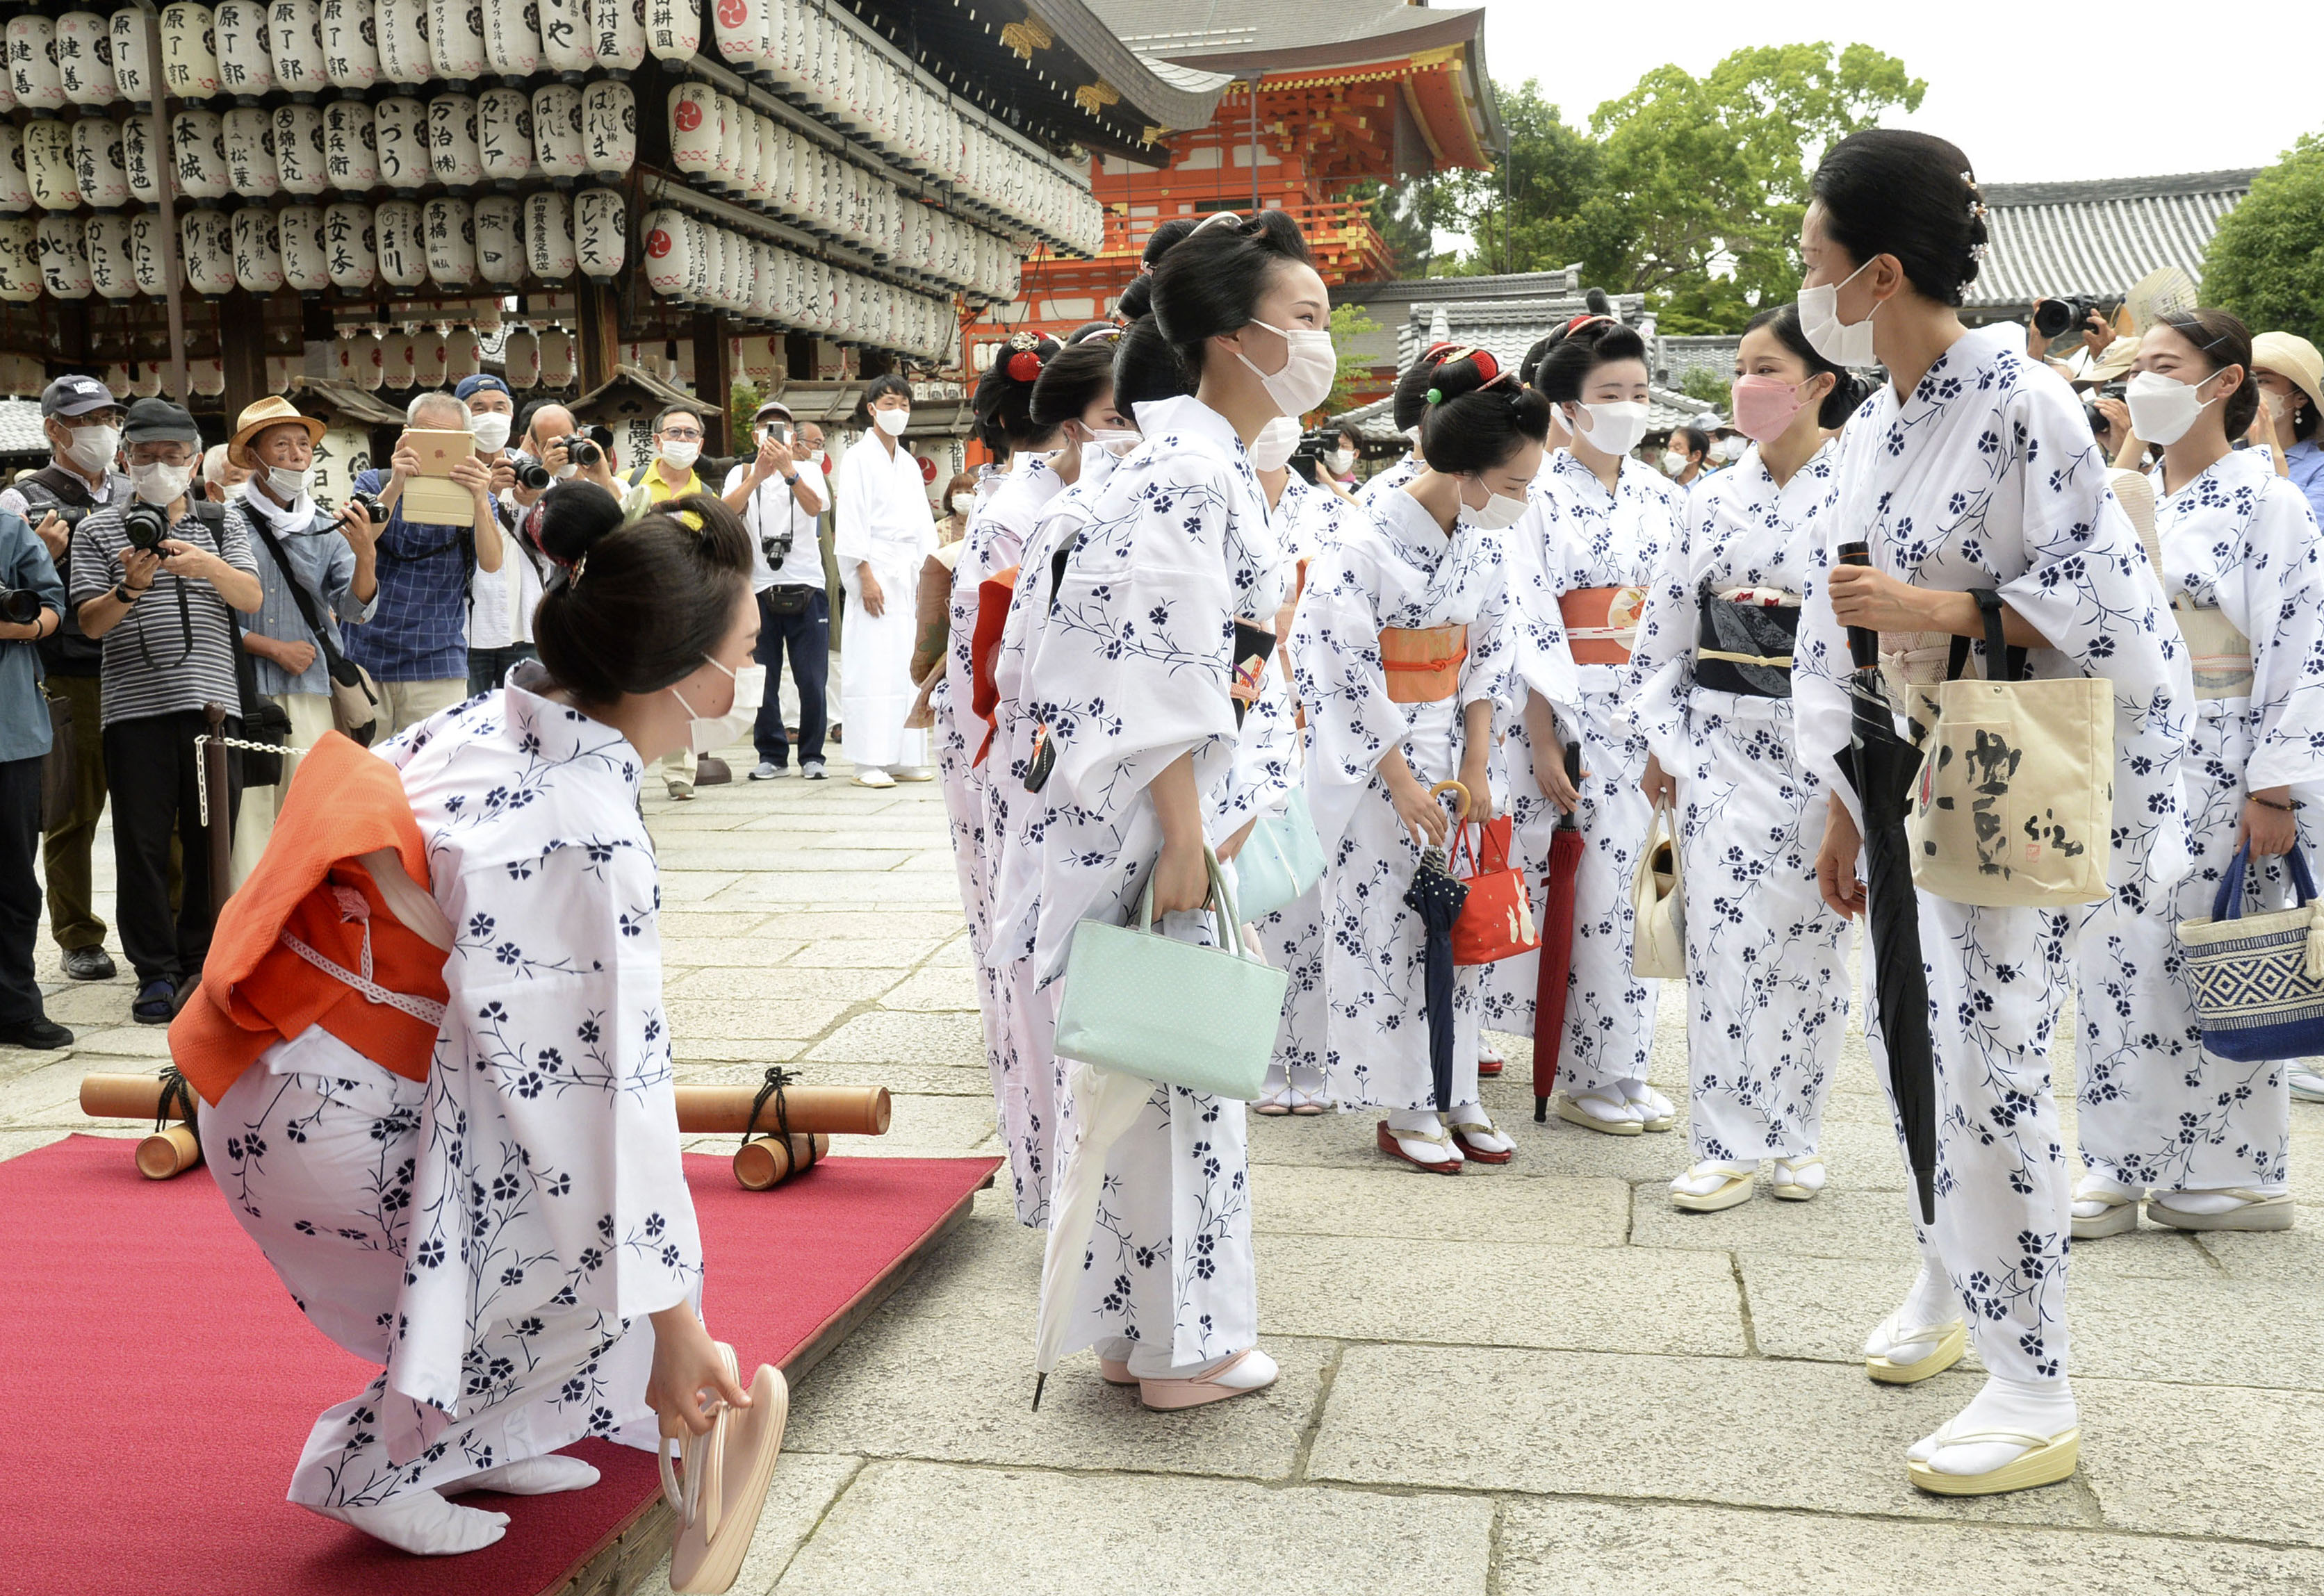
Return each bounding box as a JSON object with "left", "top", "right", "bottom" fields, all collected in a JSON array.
[
  {"left": 1906, "top": 591, "right": 2113, "bottom": 910},
  {"left": 1630, "top": 798, "right": 1687, "bottom": 978}
]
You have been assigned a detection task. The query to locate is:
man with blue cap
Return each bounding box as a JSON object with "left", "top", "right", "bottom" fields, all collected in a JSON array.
[{"left": 457, "top": 371, "right": 545, "bottom": 694}]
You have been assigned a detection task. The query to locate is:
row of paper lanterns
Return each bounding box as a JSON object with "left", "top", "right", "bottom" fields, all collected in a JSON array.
[
  {"left": 638, "top": 208, "right": 951, "bottom": 359},
  {"left": 327, "top": 324, "right": 527, "bottom": 389},
  {"left": 2, "top": 1, "right": 1102, "bottom": 254}
]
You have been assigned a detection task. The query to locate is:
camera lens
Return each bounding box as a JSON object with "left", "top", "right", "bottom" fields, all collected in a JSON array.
[
  {"left": 514, "top": 461, "right": 551, "bottom": 491},
  {"left": 122, "top": 503, "right": 167, "bottom": 552},
  {"left": 0, "top": 585, "right": 38, "bottom": 625},
  {"left": 568, "top": 436, "right": 601, "bottom": 467}
]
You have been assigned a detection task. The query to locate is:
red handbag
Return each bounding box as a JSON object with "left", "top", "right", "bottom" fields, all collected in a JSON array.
[{"left": 1427, "top": 782, "right": 1539, "bottom": 965}]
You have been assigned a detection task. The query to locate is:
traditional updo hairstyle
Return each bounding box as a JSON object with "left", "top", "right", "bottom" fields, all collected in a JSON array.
[
  {"left": 1115, "top": 217, "right": 1197, "bottom": 322},
  {"left": 1149, "top": 210, "right": 1315, "bottom": 380},
  {"left": 1394, "top": 340, "right": 1460, "bottom": 431},
  {"left": 534, "top": 486, "right": 754, "bottom": 705},
  {"left": 1809, "top": 129, "right": 1989, "bottom": 307},
  {"left": 1397, "top": 345, "right": 1552, "bottom": 475},
  {"left": 2157, "top": 307, "right": 2261, "bottom": 439},
  {"left": 974, "top": 331, "right": 1064, "bottom": 454},
  {"left": 1113, "top": 311, "right": 1195, "bottom": 410},
  {"left": 1742, "top": 303, "right": 1874, "bottom": 427},
  {"left": 1532, "top": 315, "right": 1650, "bottom": 405},
  {"left": 1028, "top": 338, "right": 1118, "bottom": 434}
]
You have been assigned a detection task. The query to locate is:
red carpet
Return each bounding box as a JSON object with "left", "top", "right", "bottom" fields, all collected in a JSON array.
[{"left": 0, "top": 1135, "right": 998, "bottom": 1596}]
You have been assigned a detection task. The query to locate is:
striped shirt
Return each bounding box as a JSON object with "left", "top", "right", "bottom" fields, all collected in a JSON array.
[{"left": 67, "top": 500, "right": 258, "bottom": 728}]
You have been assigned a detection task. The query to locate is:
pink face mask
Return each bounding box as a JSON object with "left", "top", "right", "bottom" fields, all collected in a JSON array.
[{"left": 1729, "top": 375, "right": 1813, "bottom": 443}]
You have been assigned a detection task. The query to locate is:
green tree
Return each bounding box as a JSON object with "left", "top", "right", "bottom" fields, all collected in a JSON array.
[
  {"left": 731, "top": 379, "right": 767, "bottom": 446},
  {"left": 1430, "top": 79, "right": 1603, "bottom": 281},
  {"left": 1679, "top": 366, "right": 1731, "bottom": 405},
  {"left": 2203, "top": 132, "right": 2324, "bottom": 345},
  {"left": 1325, "top": 302, "right": 1383, "bottom": 416}
]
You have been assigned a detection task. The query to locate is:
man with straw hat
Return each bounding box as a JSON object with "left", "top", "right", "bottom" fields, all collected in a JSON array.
[{"left": 224, "top": 396, "right": 379, "bottom": 883}]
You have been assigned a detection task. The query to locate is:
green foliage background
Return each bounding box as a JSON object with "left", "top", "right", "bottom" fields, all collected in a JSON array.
[{"left": 2203, "top": 133, "right": 2324, "bottom": 345}]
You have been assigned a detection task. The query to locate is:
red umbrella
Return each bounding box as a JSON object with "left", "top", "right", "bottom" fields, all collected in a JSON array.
[{"left": 1532, "top": 742, "right": 1585, "bottom": 1121}]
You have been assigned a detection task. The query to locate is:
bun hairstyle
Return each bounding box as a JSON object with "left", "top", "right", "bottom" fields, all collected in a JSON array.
[
  {"left": 534, "top": 488, "right": 753, "bottom": 705},
  {"left": 1810, "top": 129, "right": 1988, "bottom": 308},
  {"left": 1066, "top": 320, "right": 1120, "bottom": 345},
  {"left": 2159, "top": 307, "right": 2261, "bottom": 438},
  {"left": 974, "top": 331, "right": 1065, "bottom": 452},
  {"left": 1393, "top": 339, "right": 1461, "bottom": 431},
  {"left": 1150, "top": 209, "right": 1314, "bottom": 379},
  {"left": 1113, "top": 311, "right": 1195, "bottom": 410},
  {"left": 1115, "top": 217, "right": 1198, "bottom": 321},
  {"left": 1400, "top": 345, "right": 1552, "bottom": 476},
  {"left": 1744, "top": 303, "right": 1872, "bottom": 427},
  {"left": 1532, "top": 315, "right": 1649, "bottom": 404},
  {"left": 1027, "top": 338, "right": 1118, "bottom": 432}
]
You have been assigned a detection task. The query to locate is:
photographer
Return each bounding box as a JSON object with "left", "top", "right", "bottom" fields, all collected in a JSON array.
[
  {"left": 0, "top": 375, "right": 131, "bottom": 983},
  {"left": 338, "top": 391, "right": 505, "bottom": 737},
  {"left": 721, "top": 398, "right": 828, "bottom": 780},
  {"left": 466, "top": 399, "right": 584, "bottom": 695},
  {"left": 2027, "top": 295, "right": 2121, "bottom": 377},
  {"left": 0, "top": 503, "right": 69, "bottom": 1048},
  {"left": 69, "top": 399, "right": 263, "bottom": 1025},
  {"left": 623, "top": 404, "right": 710, "bottom": 523},
  {"left": 222, "top": 397, "right": 379, "bottom": 885}
]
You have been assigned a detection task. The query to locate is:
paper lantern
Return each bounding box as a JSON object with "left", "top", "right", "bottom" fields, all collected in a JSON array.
[
  {"left": 644, "top": 0, "right": 695, "bottom": 62},
  {"left": 675, "top": 340, "right": 694, "bottom": 386},
  {"left": 0, "top": 128, "right": 31, "bottom": 215},
  {"left": 472, "top": 191, "right": 519, "bottom": 282},
  {"left": 539, "top": 0, "right": 591, "bottom": 75},
  {"left": 126, "top": 362, "right": 160, "bottom": 397},
  {"left": 379, "top": 327, "right": 416, "bottom": 386},
  {"left": 477, "top": 85, "right": 533, "bottom": 182},
  {"left": 532, "top": 82, "right": 584, "bottom": 178},
  {"left": 323, "top": 199, "right": 375, "bottom": 288},
  {"left": 594, "top": 0, "right": 643, "bottom": 74},
  {"left": 263, "top": 354, "right": 288, "bottom": 391},
  {"left": 274, "top": 102, "right": 327, "bottom": 195},
  {"left": 103, "top": 363, "right": 133, "bottom": 396},
  {"left": 323, "top": 96, "right": 377, "bottom": 190},
  {"left": 372, "top": 94, "right": 425, "bottom": 189},
  {"left": 639, "top": 206, "right": 686, "bottom": 296},
  {"left": 125, "top": 208, "right": 164, "bottom": 293},
  {"left": 0, "top": 217, "right": 38, "bottom": 302},
  {"left": 582, "top": 79, "right": 634, "bottom": 174},
  {"left": 500, "top": 324, "right": 537, "bottom": 387},
  {"left": 279, "top": 202, "right": 327, "bottom": 289},
  {"left": 481, "top": 0, "right": 541, "bottom": 79},
  {"left": 740, "top": 111, "right": 770, "bottom": 208},
  {"left": 8, "top": 17, "right": 66, "bottom": 112},
  {"left": 735, "top": 329, "right": 772, "bottom": 379},
  {"left": 427, "top": 94, "right": 482, "bottom": 187},
  {"left": 746, "top": 239, "right": 776, "bottom": 320},
  {"left": 120, "top": 106, "right": 158, "bottom": 203},
  {"left": 714, "top": 0, "right": 756, "bottom": 68},
  {"left": 375, "top": 0, "right": 428, "bottom": 84},
  {"left": 57, "top": 12, "right": 119, "bottom": 106},
  {"left": 179, "top": 209, "right": 234, "bottom": 295},
  {"left": 270, "top": 0, "right": 327, "bottom": 94},
  {"left": 213, "top": 0, "right": 275, "bottom": 96},
  {"left": 222, "top": 106, "right": 279, "bottom": 197},
  {"left": 412, "top": 327, "right": 448, "bottom": 387},
  {"left": 25, "top": 123, "right": 83, "bottom": 212},
  {"left": 539, "top": 324, "right": 572, "bottom": 386},
  {"left": 341, "top": 326, "right": 382, "bottom": 388},
  {"left": 319, "top": 0, "right": 379, "bottom": 88},
  {"left": 192, "top": 356, "right": 227, "bottom": 396},
  {"left": 721, "top": 228, "right": 746, "bottom": 311},
  {"left": 574, "top": 183, "right": 621, "bottom": 278},
  {"left": 426, "top": 0, "right": 485, "bottom": 83},
  {"left": 158, "top": 3, "right": 222, "bottom": 97},
  {"left": 374, "top": 197, "right": 422, "bottom": 286},
  {"left": 521, "top": 186, "right": 573, "bottom": 279},
  {"left": 231, "top": 204, "right": 283, "bottom": 291},
  {"left": 109, "top": 10, "right": 152, "bottom": 101},
  {"left": 72, "top": 115, "right": 131, "bottom": 210},
  {"left": 712, "top": 92, "right": 742, "bottom": 195},
  {"left": 422, "top": 195, "right": 473, "bottom": 285},
  {"left": 667, "top": 82, "right": 715, "bottom": 177},
  {"left": 447, "top": 325, "right": 480, "bottom": 378},
  {"left": 172, "top": 109, "right": 230, "bottom": 201},
  {"left": 85, "top": 213, "right": 135, "bottom": 297}
]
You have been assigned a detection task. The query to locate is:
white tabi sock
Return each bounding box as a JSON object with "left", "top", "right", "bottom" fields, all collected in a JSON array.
[
  {"left": 448, "top": 1454, "right": 603, "bottom": 1496},
  {"left": 2071, "top": 1173, "right": 2139, "bottom": 1219},
  {"left": 1864, "top": 1262, "right": 1961, "bottom": 1360},
  {"left": 1386, "top": 1105, "right": 1458, "bottom": 1163},
  {"left": 307, "top": 1490, "right": 510, "bottom": 1555},
  {"left": 1909, "top": 1373, "right": 2077, "bottom": 1472},
  {"left": 1617, "top": 1078, "right": 1674, "bottom": 1121},
  {"left": 2153, "top": 1185, "right": 2285, "bottom": 1215},
  {"left": 1127, "top": 1344, "right": 1279, "bottom": 1386},
  {"left": 1445, "top": 1102, "right": 1512, "bottom": 1154}
]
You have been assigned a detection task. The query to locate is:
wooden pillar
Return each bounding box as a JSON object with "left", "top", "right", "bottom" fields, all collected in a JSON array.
[
  {"left": 692, "top": 310, "right": 730, "bottom": 453},
  {"left": 785, "top": 330, "right": 814, "bottom": 381},
  {"left": 220, "top": 290, "right": 268, "bottom": 425},
  {"left": 575, "top": 272, "right": 620, "bottom": 394}
]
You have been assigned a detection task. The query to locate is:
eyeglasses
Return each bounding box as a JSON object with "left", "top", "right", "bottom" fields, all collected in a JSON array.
[{"left": 660, "top": 427, "right": 703, "bottom": 441}]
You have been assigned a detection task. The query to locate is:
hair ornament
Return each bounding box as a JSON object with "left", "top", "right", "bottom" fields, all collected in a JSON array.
[
  {"left": 568, "top": 553, "right": 587, "bottom": 589},
  {"left": 1190, "top": 210, "right": 1246, "bottom": 237},
  {"left": 1425, "top": 387, "right": 1443, "bottom": 406},
  {"left": 677, "top": 509, "right": 705, "bottom": 533}
]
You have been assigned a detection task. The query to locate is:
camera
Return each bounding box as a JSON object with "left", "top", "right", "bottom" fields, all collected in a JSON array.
[
  {"left": 760, "top": 527, "right": 795, "bottom": 568},
  {"left": 349, "top": 490, "right": 386, "bottom": 522},
  {"left": 0, "top": 584, "right": 39, "bottom": 625},
  {"left": 2084, "top": 380, "right": 2127, "bottom": 443},
  {"left": 557, "top": 432, "right": 603, "bottom": 468},
  {"left": 2035, "top": 295, "right": 2109, "bottom": 341},
  {"left": 121, "top": 502, "right": 168, "bottom": 552},
  {"left": 512, "top": 456, "right": 553, "bottom": 491},
  {"left": 34, "top": 501, "right": 88, "bottom": 534}
]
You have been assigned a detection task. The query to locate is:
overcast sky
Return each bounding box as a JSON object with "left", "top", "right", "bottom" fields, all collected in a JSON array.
[{"left": 1470, "top": 0, "right": 2315, "bottom": 183}]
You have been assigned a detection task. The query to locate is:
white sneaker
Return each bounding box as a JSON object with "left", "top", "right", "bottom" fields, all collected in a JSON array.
[
  {"left": 802, "top": 760, "right": 827, "bottom": 780},
  {"left": 748, "top": 761, "right": 790, "bottom": 781},
  {"left": 665, "top": 778, "right": 695, "bottom": 801},
  {"left": 853, "top": 768, "right": 895, "bottom": 789}
]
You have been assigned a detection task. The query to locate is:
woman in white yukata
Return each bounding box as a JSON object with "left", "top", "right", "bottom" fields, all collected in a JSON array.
[
  {"left": 835, "top": 373, "right": 938, "bottom": 787},
  {"left": 195, "top": 486, "right": 765, "bottom": 1553},
  {"left": 2072, "top": 308, "right": 2324, "bottom": 1239},
  {"left": 1291, "top": 346, "right": 1537, "bottom": 1168},
  {"left": 1626, "top": 304, "right": 1863, "bottom": 1212},
  {"left": 1487, "top": 315, "right": 1685, "bottom": 1134},
  {"left": 1028, "top": 211, "right": 1329, "bottom": 1408},
  {"left": 1793, "top": 131, "right": 2191, "bottom": 1496}
]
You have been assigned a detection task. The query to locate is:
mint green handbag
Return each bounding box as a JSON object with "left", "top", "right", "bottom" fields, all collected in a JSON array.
[
  {"left": 1231, "top": 787, "right": 1326, "bottom": 923},
  {"left": 1054, "top": 847, "right": 1290, "bottom": 1101}
]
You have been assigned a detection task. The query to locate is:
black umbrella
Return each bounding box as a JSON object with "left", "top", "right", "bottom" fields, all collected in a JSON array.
[
  {"left": 1831, "top": 541, "right": 1938, "bottom": 1224},
  {"left": 1407, "top": 783, "right": 1472, "bottom": 1112}
]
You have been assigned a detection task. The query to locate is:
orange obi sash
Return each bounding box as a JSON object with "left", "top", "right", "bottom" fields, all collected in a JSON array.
[
  {"left": 170, "top": 732, "right": 452, "bottom": 1106},
  {"left": 969, "top": 563, "right": 1017, "bottom": 765},
  {"left": 1380, "top": 623, "right": 1468, "bottom": 705},
  {"left": 1560, "top": 585, "right": 1646, "bottom": 666}
]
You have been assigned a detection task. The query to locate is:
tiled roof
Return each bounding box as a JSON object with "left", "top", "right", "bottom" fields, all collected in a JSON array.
[
  {"left": 1969, "top": 170, "right": 2255, "bottom": 311},
  {"left": 1331, "top": 383, "right": 1712, "bottom": 445},
  {"left": 0, "top": 398, "right": 45, "bottom": 457},
  {"left": 1390, "top": 291, "right": 1651, "bottom": 376}
]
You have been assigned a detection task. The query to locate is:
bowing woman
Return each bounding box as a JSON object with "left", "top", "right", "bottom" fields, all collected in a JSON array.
[
  {"left": 1291, "top": 346, "right": 1534, "bottom": 1168},
  {"left": 1486, "top": 316, "right": 1686, "bottom": 1135},
  {"left": 1792, "top": 130, "right": 2191, "bottom": 1496},
  {"left": 1026, "top": 210, "right": 1327, "bottom": 1409},
  {"left": 1627, "top": 304, "right": 1862, "bottom": 1212},
  {"left": 177, "top": 487, "right": 765, "bottom": 1554},
  {"left": 2072, "top": 309, "right": 2324, "bottom": 1239}
]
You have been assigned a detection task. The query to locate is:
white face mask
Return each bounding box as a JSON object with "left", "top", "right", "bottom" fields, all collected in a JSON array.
[
  {"left": 950, "top": 491, "right": 976, "bottom": 515},
  {"left": 873, "top": 408, "right": 910, "bottom": 437},
  {"left": 1327, "top": 447, "right": 1355, "bottom": 472},
  {"left": 1084, "top": 427, "right": 1140, "bottom": 459},
  {"left": 2125, "top": 369, "right": 2223, "bottom": 447},
  {"left": 1234, "top": 320, "right": 1338, "bottom": 418},
  {"left": 1249, "top": 414, "right": 1301, "bottom": 472},
  {"left": 810, "top": 449, "right": 827, "bottom": 467},
  {"left": 64, "top": 423, "right": 122, "bottom": 476},
  {"left": 469, "top": 411, "right": 512, "bottom": 452},
  {"left": 1459, "top": 479, "right": 1529, "bottom": 531},
  {"left": 671, "top": 656, "right": 766, "bottom": 755},
  {"left": 1796, "top": 258, "right": 1879, "bottom": 368},
  {"left": 264, "top": 464, "right": 313, "bottom": 502},
  {"left": 1660, "top": 450, "right": 1688, "bottom": 476},
  {"left": 658, "top": 438, "right": 701, "bottom": 470},
  {"left": 2263, "top": 390, "right": 2288, "bottom": 421},
  {"left": 130, "top": 460, "right": 192, "bottom": 506},
  {"left": 1571, "top": 400, "right": 1651, "bottom": 459}
]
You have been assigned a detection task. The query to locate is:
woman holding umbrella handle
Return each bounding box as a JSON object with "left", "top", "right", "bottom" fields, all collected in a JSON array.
[{"left": 1790, "top": 130, "right": 2191, "bottom": 1499}]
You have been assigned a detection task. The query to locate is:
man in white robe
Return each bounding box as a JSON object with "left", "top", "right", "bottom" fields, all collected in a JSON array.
[{"left": 834, "top": 376, "right": 938, "bottom": 787}]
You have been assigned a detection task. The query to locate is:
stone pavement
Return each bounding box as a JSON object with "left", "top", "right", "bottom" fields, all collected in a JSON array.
[{"left": 11, "top": 751, "right": 2324, "bottom": 1594}]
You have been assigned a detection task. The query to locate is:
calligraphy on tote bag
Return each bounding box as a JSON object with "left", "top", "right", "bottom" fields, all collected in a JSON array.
[{"left": 1906, "top": 591, "right": 2113, "bottom": 909}]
